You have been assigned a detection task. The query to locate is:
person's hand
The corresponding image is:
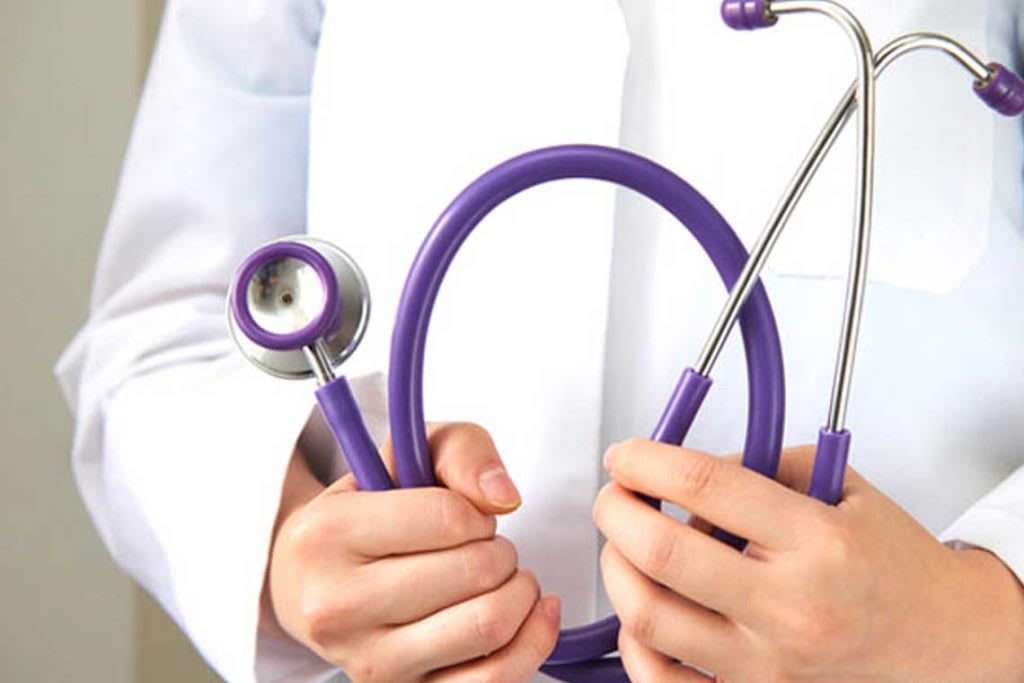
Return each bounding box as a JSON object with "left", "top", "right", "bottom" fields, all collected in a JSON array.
[
  {"left": 593, "top": 441, "right": 1024, "bottom": 682},
  {"left": 266, "top": 422, "right": 560, "bottom": 683}
]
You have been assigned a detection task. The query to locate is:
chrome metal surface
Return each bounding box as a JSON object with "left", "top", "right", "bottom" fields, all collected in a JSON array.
[
  {"left": 879, "top": 33, "right": 992, "bottom": 83},
  {"left": 695, "top": 1, "right": 874, "bottom": 434},
  {"left": 694, "top": 29, "right": 994, "bottom": 430},
  {"left": 303, "top": 340, "right": 338, "bottom": 385},
  {"left": 246, "top": 256, "right": 329, "bottom": 335},
  {"left": 228, "top": 236, "right": 371, "bottom": 380}
]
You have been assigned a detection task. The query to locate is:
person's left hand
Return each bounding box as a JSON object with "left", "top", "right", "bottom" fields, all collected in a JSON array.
[{"left": 593, "top": 441, "right": 1024, "bottom": 683}]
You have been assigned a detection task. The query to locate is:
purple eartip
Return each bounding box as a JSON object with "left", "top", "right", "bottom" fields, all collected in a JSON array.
[
  {"left": 975, "top": 63, "right": 1024, "bottom": 117},
  {"left": 721, "top": 0, "right": 776, "bottom": 30}
]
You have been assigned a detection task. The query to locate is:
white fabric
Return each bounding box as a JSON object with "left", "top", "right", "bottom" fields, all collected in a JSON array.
[{"left": 56, "top": 0, "right": 1024, "bottom": 681}]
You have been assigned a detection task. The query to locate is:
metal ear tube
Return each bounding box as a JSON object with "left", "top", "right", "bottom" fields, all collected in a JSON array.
[{"left": 712, "top": 0, "right": 1024, "bottom": 504}]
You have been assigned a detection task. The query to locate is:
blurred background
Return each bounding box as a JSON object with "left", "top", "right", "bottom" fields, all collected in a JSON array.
[{"left": 1, "top": 1, "right": 218, "bottom": 679}]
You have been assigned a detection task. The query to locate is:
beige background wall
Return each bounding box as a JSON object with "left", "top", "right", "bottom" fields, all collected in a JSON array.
[{"left": 1, "top": 1, "right": 217, "bottom": 680}]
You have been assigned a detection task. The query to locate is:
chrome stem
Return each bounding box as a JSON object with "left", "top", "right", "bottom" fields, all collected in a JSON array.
[
  {"left": 303, "top": 340, "right": 337, "bottom": 386},
  {"left": 695, "top": 21, "right": 993, "bottom": 431}
]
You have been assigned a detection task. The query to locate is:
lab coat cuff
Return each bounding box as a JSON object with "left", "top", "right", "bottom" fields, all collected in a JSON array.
[{"left": 940, "top": 506, "right": 1024, "bottom": 586}]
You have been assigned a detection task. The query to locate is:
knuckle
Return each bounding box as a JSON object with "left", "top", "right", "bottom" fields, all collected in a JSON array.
[
  {"left": 641, "top": 528, "right": 680, "bottom": 578},
  {"left": 284, "top": 513, "right": 330, "bottom": 559},
  {"left": 808, "top": 514, "right": 857, "bottom": 571},
  {"left": 299, "top": 595, "right": 336, "bottom": 646},
  {"left": 777, "top": 606, "right": 847, "bottom": 665},
  {"left": 618, "top": 593, "right": 656, "bottom": 644},
  {"left": 436, "top": 490, "right": 480, "bottom": 538},
  {"left": 462, "top": 540, "right": 513, "bottom": 591},
  {"left": 297, "top": 588, "right": 360, "bottom": 648},
  {"left": 474, "top": 600, "right": 517, "bottom": 652},
  {"left": 673, "top": 452, "right": 722, "bottom": 499}
]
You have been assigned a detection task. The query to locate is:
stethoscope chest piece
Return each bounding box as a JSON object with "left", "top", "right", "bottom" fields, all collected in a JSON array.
[{"left": 228, "top": 236, "right": 370, "bottom": 379}]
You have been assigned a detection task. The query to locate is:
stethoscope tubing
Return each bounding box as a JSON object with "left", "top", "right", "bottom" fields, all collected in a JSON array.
[{"left": 385, "top": 144, "right": 788, "bottom": 674}]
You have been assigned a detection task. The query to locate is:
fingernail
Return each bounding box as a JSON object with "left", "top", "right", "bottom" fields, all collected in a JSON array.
[
  {"left": 540, "top": 594, "right": 561, "bottom": 621},
  {"left": 478, "top": 467, "right": 521, "bottom": 509}
]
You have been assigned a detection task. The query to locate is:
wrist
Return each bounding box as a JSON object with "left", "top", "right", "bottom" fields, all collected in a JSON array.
[{"left": 944, "top": 547, "right": 1024, "bottom": 682}]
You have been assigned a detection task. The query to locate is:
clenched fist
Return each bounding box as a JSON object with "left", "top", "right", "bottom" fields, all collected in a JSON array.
[{"left": 265, "top": 423, "right": 560, "bottom": 682}]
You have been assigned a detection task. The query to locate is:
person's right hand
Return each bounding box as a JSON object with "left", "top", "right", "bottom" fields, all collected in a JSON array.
[{"left": 265, "top": 422, "right": 560, "bottom": 683}]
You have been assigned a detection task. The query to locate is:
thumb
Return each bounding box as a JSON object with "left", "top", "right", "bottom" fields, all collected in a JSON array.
[{"left": 385, "top": 422, "right": 522, "bottom": 515}]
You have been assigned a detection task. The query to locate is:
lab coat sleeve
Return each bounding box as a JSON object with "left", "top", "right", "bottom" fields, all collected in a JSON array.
[
  {"left": 53, "top": 1, "right": 369, "bottom": 680},
  {"left": 940, "top": 467, "right": 1024, "bottom": 585}
]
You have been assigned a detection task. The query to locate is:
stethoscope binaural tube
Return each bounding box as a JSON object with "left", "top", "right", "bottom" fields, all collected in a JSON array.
[
  {"left": 718, "top": 0, "right": 1024, "bottom": 504},
  {"left": 723, "top": 0, "right": 878, "bottom": 505}
]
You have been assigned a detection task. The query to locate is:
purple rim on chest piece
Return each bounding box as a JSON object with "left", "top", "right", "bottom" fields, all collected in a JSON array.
[
  {"left": 975, "top": 63, "right": 1024, "bottom": 117},
  {"left": 721, "top": 0, "right": 777, "bottom": 30},
  {"left": 230, "top": 241, "right": 341, "bottom": 351},
  {"left": 385, "top": 145, "right": 786, "bottom": 682}
]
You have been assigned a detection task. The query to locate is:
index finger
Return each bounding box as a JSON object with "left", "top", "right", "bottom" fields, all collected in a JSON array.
[
  {"left": 321, "top": 480, "right": 497, "bottom": 557},
  {"left": 604, "top": 439, "right": 823, "bottom": 549}
]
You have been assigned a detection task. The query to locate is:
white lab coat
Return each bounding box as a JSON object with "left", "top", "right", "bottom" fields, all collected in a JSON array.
[{"left": 57, "top": 1, "right": 1024, "bottom": 681}]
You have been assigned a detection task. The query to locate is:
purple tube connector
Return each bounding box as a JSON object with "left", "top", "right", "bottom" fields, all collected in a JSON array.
[
  {"left": 975, "top": 63, "right": 1024, "bottom": 117},
  {"left": 808, "top": 428, "right": 851, "bottom": 505},
  {"left": 721, "top": 0, "right": 777, "bottom": 30}
]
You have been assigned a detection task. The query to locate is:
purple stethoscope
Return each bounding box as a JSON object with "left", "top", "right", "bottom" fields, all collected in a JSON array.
[{"left": 227, "top": 2, "right": 1024, "bottom": 681}]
